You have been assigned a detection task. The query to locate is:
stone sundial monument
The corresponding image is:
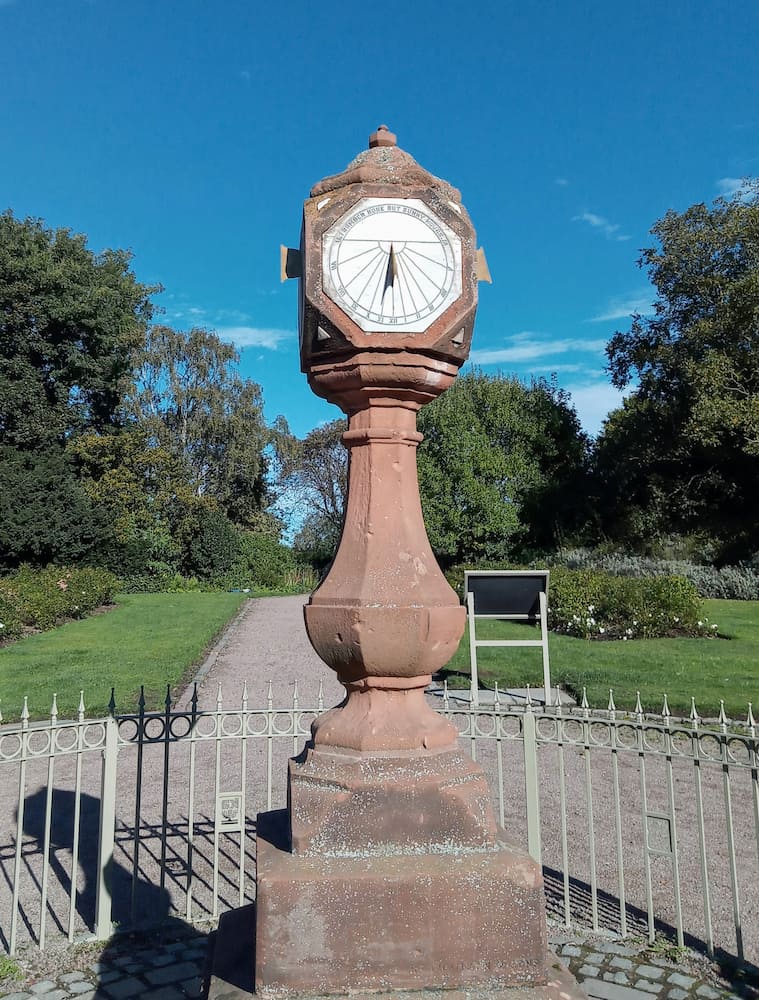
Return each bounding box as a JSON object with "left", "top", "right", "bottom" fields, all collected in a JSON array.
[{"left": 211, "top": 126, "right": 584, "bottom": 1000}]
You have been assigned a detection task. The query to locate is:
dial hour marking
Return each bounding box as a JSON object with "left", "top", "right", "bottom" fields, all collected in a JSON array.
[{"left": 323, "top": 197, "right": 462, "bottom": 333}]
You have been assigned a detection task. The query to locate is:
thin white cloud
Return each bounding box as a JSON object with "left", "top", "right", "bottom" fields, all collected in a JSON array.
[
  {"left": 216, "top": 326, "right": 293, "bottom": 350},
  {"left": 216, "top": 307, "right": 253, "bottom": 323},
  {"left": 716, "top": 177, "right": 752, "bottom": 199},
  {"left": 564, "top": 382, "right": 626, "bottom": 437},
  {"left": 470, "top": 333, "right": 607, "bottom": 366},
  {"left": 591, "top": 293, "right": 654, "bottom": 323},
  {"left": 530, "top": 362, "right": 584, "bottom": 373},
  {"left": 572, "top": 211, "right": 631, "bottom": 242},
  {"left": 555, "top": 177, "right": 569, "bottom": 187}
]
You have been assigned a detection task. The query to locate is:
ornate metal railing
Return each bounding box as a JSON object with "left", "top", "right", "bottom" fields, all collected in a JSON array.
[{"left": 1, "top": 683, "right": 757, "bottom": 965}]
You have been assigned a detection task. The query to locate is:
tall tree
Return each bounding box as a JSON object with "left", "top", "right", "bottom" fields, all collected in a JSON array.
[
  {"left": 274, "top": 418, "right": 348, "bottom": 567},
  {"left": 599, "top": 180, "right": 759, "bottom": 558},
  {"left": 417, "top": 370, "right": 591, "bottom": 566},
  {"left": 276, "top": 418, "right": 347, "bottom": 533},
  {"left": 0, "top": 444, "right": 111, "bottom": 571},
  {"left": 125, "top": 325, "right": 270, "bottom": 526},
  {"left": 0, "top": 211, "right": 156, "bottom": 448},
  {"left": 280, "top": 375, "right": 591, "bottom": 569}
]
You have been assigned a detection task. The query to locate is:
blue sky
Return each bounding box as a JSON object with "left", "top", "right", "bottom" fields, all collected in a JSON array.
[{"left": 2, "top": 0, "right": 757, "bottom": 438}]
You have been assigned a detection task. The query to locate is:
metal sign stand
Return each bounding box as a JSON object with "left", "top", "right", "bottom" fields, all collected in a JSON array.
[{"left": 465, "top": 569, "right": 551, "bottom": 707}]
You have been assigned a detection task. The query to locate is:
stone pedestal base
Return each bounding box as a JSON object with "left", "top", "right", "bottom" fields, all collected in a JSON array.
[
  {"left": 251, "top": 810, "right": 558, "bottom": 997},
  {"left": 288, "top": 744, "right": 497, "bottom": 854},
  {"left": 208, "top": 898, "right": 586, "bottom": 1000}
]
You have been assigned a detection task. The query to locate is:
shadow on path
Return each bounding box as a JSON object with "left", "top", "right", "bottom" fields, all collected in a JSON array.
[{"left": 20, "top": 787, "right": 211, "bottom": 998}]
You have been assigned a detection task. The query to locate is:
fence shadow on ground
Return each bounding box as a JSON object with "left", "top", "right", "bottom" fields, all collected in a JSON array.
[
  {"left": 19, "top": 787, "right": 211, "bottom": 999},
  {"left": 543, "top": 865, "right": 759, "bottom": 996}
]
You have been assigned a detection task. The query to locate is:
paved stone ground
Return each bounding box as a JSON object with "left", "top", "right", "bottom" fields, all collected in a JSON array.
[{"left": 0, "top": 923, "right": 756, "bottom": 1000}]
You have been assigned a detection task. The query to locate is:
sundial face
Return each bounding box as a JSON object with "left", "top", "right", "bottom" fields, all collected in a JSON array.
[{"left": 322, "top": 197, "right": 462, "bottom": 333}]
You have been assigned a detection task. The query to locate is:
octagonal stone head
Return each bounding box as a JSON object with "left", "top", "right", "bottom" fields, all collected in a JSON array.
[{"left": 298, "top": 127, "right": 480, "bottom": 382}]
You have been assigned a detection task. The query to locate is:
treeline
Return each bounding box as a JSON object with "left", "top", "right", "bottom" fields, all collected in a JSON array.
[
  {"left": 286, "top": 180, "right": 759, "bottom": 578},
  {"left": 0, "top": 210, "right": 309, "bottom": 592},
  {"left": 2, "top": 179, "right": 757, "bottom": 594}
]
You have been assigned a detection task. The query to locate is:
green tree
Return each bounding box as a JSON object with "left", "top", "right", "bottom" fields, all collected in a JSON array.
[
  {"left": 72, "top": 428, "right": 197, "bottom": 577},
  {"left": 279, "top": 379, "right": 590, "bottom": 569},
  {"left": 417, "top": 371, "right": 591, "bottom": 566},
  {"left": 599, "top": 180, "right": 759, "bottom": 559},
  {"left": 273, "top": 418, "right": 348, "bottom": 568},
  {"left": 276, "top": 418, "right": 347, "bottom": 533},
  {"left": 0, "top": 444, "right": 111, "bottom": 571},
  {"left": 126, "top": 325, "right": 269, "bottom": 525},
  {"left": 0, "top": 211, "right": 156, "bottom": 448}
]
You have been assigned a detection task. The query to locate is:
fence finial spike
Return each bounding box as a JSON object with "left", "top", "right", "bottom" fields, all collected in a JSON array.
[
  {"left": 0, "top": 702, "right": 3, "bottom": 724},
  {"left": 77, "top": 690, "right": 85, "bottom": 721},
  {"left": 747, "top": 702, "right": 755, "bottom": 732},
  {"left": 635, "top": 691, "right": 643, "bottom": 719},
  {"left": 191, "top": 683, "right": 199, "bottom": 714},
  {"left": 662, "top": 693, "right": 671, "bottom": 718},
  {"left": 138, "top": 685, "right": 146, "bottom": 712},
  {"left": 165, "top": 685, "right": 172, "bottom": 711},
  {"left": 554, "top": 685, "right": 563, "bottom": 715},
  {"left": 108, "top": 687, "right": 116, "bottom": 717},
  {"left": 718, "top": 699, "right": 728, "bottom": 728},
  {"left": 689, "top": 697, "right": 700, "bottom": 727},
  {"left": 21, "top": 696, "right": 29, "bottom": 723},
  {"left": 293, "top": 679, "right": 299, "bottom": 707},
  {"left": 607, "top": 689, "right": 616, "bottom": 714},
  {"left": 216, "top": 683, "right": 223, "bottom": 710},
  {"left": 580, "top": 687, "right": 589, "bottom": 711},
  {"left": 267, "top": 680, "right": 273, "bottom": 707},
  {"left": 51, "top": 692, "right": 58, "bottom": 721},
  {"left": 242, "top": 680, "right": 249, "bottom": 707},
  {"left": 493, "top": 682, "right": 500, "bottom": 708},
  {"left": 525, "top": 684, "right": 533, "bottom": 708}
]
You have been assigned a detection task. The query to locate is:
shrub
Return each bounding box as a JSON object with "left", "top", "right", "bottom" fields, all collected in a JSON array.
[
  {"left": 555, "top": 548, "right": 759, "bottom": 600},
  {"left": 0, "top": 565, "right": 118, "bottom": 631},
  {"left": 0, "top": 593, "right": 22, "bottom": 642},
  {"left": 179, "top": 509, "right": 240, "bottom": 580},
  {"left": 547, "top": 567, "right": 710, "bottom": 640},
  {"left": 217, "top": 533, "right": 317, "bottom": 592},
  {"left": 118, "top": 572, "right": 206, "bottom": 593},
  {"left": 445, "top": 563, "right": 712, "bottom": 641}
]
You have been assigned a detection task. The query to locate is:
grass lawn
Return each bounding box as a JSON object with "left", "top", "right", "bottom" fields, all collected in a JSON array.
[
  {"left": 440, "top": 599, "right": 759, "bottom": 720},
  {"left": 0, "top": 592, "right": 247, "bottom": 722}
]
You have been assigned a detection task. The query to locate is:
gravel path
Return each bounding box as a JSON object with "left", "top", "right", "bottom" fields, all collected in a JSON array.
[{"left": 176, "top": 595, "right": 343, "bottom": 712}]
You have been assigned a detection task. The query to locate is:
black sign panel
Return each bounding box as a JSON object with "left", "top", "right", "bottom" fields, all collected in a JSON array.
[{"left": 464, "top": 572, "right": 549, "bottom": 617}]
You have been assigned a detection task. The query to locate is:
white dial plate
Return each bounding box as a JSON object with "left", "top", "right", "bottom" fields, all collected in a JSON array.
[{"left": 322, "top": 197, "right": 462, "bottom": 333}]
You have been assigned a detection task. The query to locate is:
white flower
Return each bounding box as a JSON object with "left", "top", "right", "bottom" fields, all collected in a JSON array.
[
  {"left": 623, "top": 636, "right": 628, "bottom": 641},
  {"left": 599, "top": 627, "right": 605, "bottom": 634},
  {"left": 698, "top": 621, "right": 703, "bottom": 627}
]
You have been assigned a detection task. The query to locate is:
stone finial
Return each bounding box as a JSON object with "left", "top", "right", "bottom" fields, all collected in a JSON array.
[{"left": 369, "top": 123, "right": 397, "bottom": 148}]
